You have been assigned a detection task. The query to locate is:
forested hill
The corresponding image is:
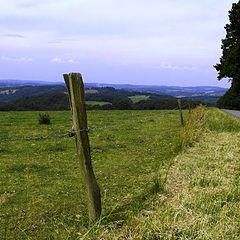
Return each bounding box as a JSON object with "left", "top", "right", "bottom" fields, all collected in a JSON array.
[{"left": 0, "top": 85, "right": 202, "bottom": 111}]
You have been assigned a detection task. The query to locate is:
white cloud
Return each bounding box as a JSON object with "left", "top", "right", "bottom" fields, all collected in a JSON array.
[
  {"left": 51, "top": 57, "right": 76, "bottom": 63},
  {"left": 0, "top": 33, "right": 25, "bottom": 38},
  {"left": 146, "top": 62, "right": 199, "bottom": 71},
  {"left": 51, "top": 57, "right": 62, "bottom": 63},
  {"left": 0, "top": 55, "right": 35, "bottom": 62},
  {"left": 67, "top": 59, "right": 74, "bottom": 63}
]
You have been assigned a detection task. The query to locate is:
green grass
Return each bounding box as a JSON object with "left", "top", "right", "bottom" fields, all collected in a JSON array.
[
  {"left": 206, "top": 107, "right": 240, "bottom": 132},
  {"left": 118, "top": 130, "right": 240, "bottom": 240},
  {"left": 0, "top": 110, "right": 186, "bottom": 239},
  {"left": 1, "top": 107, "right": 239, "bottom": 239},
  {"left": 93, "top": 107, "right": 240, "bottom": 240},
  {"left": 129, "top": 95, "right": 150, "bottom": 103},
  {"left": 86, "top": 101, "right": 111, "bottom": 106}
]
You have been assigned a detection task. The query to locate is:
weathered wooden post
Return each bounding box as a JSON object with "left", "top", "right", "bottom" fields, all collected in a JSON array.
[
  {"left": 63, "top": 73, "right": 101, "bottom": 223},
  {"left": 177, "top": 98, "right": 184, "bottom": 126}
]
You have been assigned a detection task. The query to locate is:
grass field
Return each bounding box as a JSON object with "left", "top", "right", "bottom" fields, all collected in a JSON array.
[
  {"left": 129, "top": 95, "right": 150, "bottom": 103},
  {"left": 0, "top": 108, "right": 239, "bottom": 239},
  {"left": 0, "top": 109, "right": 187, "bottom": 239},
  {"left": 101, "top": 108, "right": 240, "bottom": 239}
]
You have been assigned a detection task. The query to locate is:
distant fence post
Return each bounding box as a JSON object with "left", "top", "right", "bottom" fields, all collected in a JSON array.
[
  {"left": 177, "top": 98, "right": 184, "bottom": 126},
  {"left": 63, "top": 73, "right": 101, "bottom": 223},
  {"left": 188, "top": 103, "right": 191, "bottom": 114}
]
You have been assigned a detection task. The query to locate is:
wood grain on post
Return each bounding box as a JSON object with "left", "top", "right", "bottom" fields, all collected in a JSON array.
[
  {"left": 177, "top": 98, "right": 184, "bottom": 126},
  {"left": 63, "top": 73, "right": 101, "bottom": 222}
]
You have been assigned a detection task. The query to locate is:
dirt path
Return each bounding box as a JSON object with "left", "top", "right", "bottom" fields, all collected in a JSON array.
[{"left": 222, "top": 109, "right": 240, "bottom": 120}]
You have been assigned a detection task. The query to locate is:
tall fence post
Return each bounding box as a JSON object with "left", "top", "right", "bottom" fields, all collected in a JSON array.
[
  {"left": 63, "top": 73, "right": 101, "bottom": 223},
  {"left": 177, "top": 98, "right": 184, "bottom": 126}
]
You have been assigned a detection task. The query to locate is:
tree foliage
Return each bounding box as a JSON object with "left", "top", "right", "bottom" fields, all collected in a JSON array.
[
  {"left": 214, "top": 1, "right": 240, "bottom": 109},
  {"left": 214, "top": 1, "right": 240, "bottom": 81}
]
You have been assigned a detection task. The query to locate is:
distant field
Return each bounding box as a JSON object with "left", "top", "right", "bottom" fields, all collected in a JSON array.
[
  {"left": 0, "top": 110, "right": 184, "bottom": 239},
  {"left": 85, "top": 89, "right": 99, "bottom": 94},
  {"left": 86, "top": 101, "right": 111, "bottom": 106},
  {"left": 129, "top": 95, "right": 150, "bottom": 103}
]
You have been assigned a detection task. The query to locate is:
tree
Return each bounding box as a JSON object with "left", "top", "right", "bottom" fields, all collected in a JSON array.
[
  {"left": 112, "top": 98, "right": 133, "bottom": 110},
  {"left": 214, "top": 1, "right": 240, "bottom": 109}
]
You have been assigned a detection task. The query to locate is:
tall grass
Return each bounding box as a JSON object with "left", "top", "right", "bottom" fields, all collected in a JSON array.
[
  {"left": 206, "top": 107, "right": 240, "bottom": 132},
  {"left": 180, "top": 105, "right": 205, "bottom": 148}
]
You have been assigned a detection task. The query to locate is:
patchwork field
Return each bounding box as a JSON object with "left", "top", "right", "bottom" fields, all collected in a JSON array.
[{"left": 129, "top": 95, "right": 150, "bottom": 103}]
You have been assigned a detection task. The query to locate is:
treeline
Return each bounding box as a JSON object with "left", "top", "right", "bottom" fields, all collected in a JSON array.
[
  {"left": 85, "top": 87, "right": 172, "bottom": 102},
  {"left": 216, "top": 86, "right": 240, "bottom": 110},
  {"left": 87, "top": 98, "right": 202, "bottom": 110},
  {"left": 0, "top": 92, "right": 69, "bottom": 111}
]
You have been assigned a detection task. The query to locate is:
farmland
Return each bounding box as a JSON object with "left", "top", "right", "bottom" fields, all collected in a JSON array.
[
  {"left": 0, "top": 108, "right": 240, "bottom": 239},
  {"left": 129, "top": 95, "right": 150, "bottom": 103},
  {"left": 85, "top": 101, "right": 111, "bottom": 106}
]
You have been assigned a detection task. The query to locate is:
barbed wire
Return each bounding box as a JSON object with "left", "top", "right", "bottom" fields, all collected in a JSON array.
[{"left": 0, "top": 127, "right": 102, "bottom": 142}]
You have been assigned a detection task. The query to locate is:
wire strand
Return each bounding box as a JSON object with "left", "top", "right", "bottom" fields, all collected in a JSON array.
[{"left": 0, "top": 128, "right": 100, "bottom": 142}]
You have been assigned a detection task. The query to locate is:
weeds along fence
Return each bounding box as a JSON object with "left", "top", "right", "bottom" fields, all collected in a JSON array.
[{"left": 0, "top": 73, "right": 204, "bottom": 224}]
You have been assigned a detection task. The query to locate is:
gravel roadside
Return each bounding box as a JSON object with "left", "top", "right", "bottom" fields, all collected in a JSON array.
[{"left": 221, "top": 109, "right": 240, "bottom": 120}]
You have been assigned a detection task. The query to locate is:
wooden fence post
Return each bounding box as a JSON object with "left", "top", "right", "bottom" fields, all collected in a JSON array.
[
  {"left": 63, "top": 73, "right": 101, "bottom": 223},
  {"left": 188, "top": 103, "right": 191, "bottom": 114},
  {"left": 177, "top": 98, "right": 184, "bottom": 126}
]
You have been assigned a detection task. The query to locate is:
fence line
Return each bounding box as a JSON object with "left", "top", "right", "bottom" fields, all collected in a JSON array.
[
  {"left": 0, "top": 107, "right": 191, "bottom": 142},
  {"left": 0, "top": 128, "right": 102, "bottom": 142}
]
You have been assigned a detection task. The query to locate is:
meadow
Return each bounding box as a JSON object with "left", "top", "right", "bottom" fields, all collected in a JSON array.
[
  {"left": 128, "top": 95, "right": 150, "bottom": 103},
  {"left": 0, "top": 108, "right": 239, "bottom": 239},
  {"left": 0, "top": 109, "right": 186, "bottom": 239}
]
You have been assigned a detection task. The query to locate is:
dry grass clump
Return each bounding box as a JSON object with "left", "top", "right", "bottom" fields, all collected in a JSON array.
[{"left": 180, "top": 105, "right": 205, "bottom": 148}]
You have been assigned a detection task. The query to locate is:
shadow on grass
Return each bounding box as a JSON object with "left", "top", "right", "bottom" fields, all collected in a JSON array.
[{"left": 101, "top": 178, "right": 166, "bottom": 228}]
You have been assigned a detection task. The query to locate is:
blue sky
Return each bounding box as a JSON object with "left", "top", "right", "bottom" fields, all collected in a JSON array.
[{"left": 0, "top": 0, "right": 236, "bottom": 87}]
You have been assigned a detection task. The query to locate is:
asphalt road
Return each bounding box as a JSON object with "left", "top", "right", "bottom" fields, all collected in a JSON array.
[{"left": 222, "top": 109, "right": 240, "bottom": 120}]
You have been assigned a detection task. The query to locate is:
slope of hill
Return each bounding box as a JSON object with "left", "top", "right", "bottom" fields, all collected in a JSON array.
[
  {"left": 0, "top": 85, "right": 66, "bottom": 102},
  {"left": 0, "top": 80, "right": 204, "bottom": 111},
  {"left": 87, "top": 83, "right": 227, "bottom": 98},
  {"left": 0, "top": 79, "right": 62, "bottom": 87},
  {"left": 0, "top": 80, "right": 227, "bottom": 105},
  {"left": 0, "top": 87, "right": 202, "bottom": 111}
]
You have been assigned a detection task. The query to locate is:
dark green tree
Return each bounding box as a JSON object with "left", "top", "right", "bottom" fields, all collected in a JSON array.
[{"left": 214, "top": 1, "right": 240, "bottom": 109}]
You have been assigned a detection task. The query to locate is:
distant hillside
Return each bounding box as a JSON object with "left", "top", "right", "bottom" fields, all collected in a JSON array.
[
  {"left": 0, "top": 85, "right": 66, "bottom": 102},
  {"left": 85, "top": 83, "right": 227, "bottom": 98},
  {"left": 0, "top": 79, "right": 228, "bottom": 106},
  {"left": 0, "top": 79, "right": 62, "bottom": 87},
  {"left": 0, "top": 85, "right": 202, "bottom": 111}
]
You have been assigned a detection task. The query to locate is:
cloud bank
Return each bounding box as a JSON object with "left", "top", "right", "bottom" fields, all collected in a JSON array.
[{"left": 0, "top": 0, "right": 235, "bottom": 86}]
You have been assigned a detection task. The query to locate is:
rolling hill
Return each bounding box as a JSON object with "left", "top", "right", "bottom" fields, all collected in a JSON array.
[{"left": 0, "top": 79, "right": 228, "bottom": 110}]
